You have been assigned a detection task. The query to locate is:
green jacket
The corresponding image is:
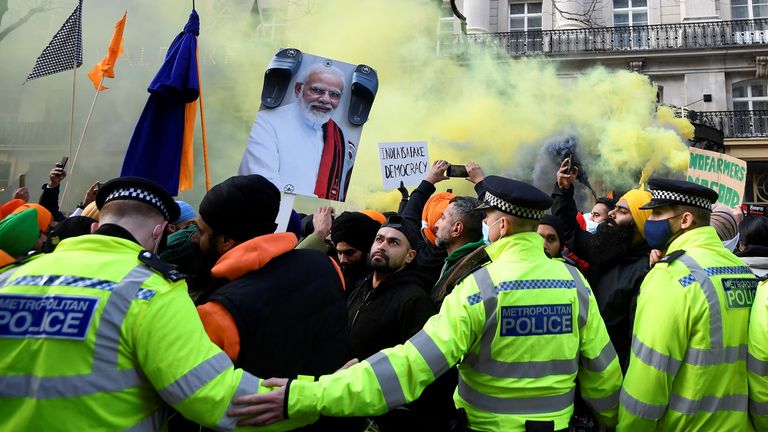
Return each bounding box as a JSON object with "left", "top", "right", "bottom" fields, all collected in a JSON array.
[
  {"left": 285, "top": 231, "right": 622, "bottom": 431},
  {"left": 0, "top": 233, "right": 314, "bottom": 431},
  {"left": 619, "top": 226, "right": 757, "bottom": 431}
]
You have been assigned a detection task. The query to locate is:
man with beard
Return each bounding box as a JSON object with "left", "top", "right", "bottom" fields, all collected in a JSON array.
[
  {"left": 191, "top": 174, "right": 353, "bottom": 431},
  {"left": 329, "top": 210, "right": 385, "bottom": 295},
  {"left": 346, "top": 215, "right": 435, "bottom": 430},
  {"left": 238, "top": 63, "right": 352, "bottom": 200},
  {"left": 552, "top": 159, "right": 652, "bottom": 371},
  {"left": 431, "top": 196, "right": 486, "bottom": 305}
]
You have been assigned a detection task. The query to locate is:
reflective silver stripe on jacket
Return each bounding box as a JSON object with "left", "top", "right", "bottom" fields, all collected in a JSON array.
[
  {"left": 677, "top": 254, "right": 723, "bottom": 350},
  {"left": 583, "top": 389, "right": 620, "bottom": 413},
  {"left": 158, "top": 351, "right": 234, "bottom": 405},
  {"left": 218, "top": 371, "right": 260, "bottom": 430},
  {"left": 748, "top": 352, "right": 768, "bottom": 376},
  {"left": 0, "top": 265, "right": 152, "bottom": 399},
  {"left": 581, "top": 341, "right": 618, "bottom": 373},
  {"left": 676, "top": 254, "right": 749, "bottom": 367},
  {"left": 125, "top": 407, "right": 166, "bottom": 432},
  {"left": 750, "top": 398, "right": 768, "bottom": 416},
  {"left": 0, "top": 266, "right": 18, "bottom": 287},
  {"left": 457, "top": 375, "right": 575, "bottom": 414},
  {"left": 368, "top": 351, "right": 407, "bottom": 410},
  {"left": 668, "top": 392, "right": 747, "bottom": 415},
  {"left": 619, "top": 388, "right": 667, "bottom": 420},
  {"left": 631, "top": 336, "right": 682, "bottom": 375},
  {"left": 563, "top": 264, "right": 589, "bottom": 328},
  {"left": 408, "top": 330, "right": 450, "bottom": 378},
  {"left": 463, "top": 266, "right": 584, "bottom": 378}
]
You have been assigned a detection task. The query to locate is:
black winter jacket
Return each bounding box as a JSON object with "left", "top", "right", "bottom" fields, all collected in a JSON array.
[
  {"left": 551, "top": 183, "right": 649, "bottom": 370},
  {"left": 347, "top": 265, "right": 435, "bottom": 361}
]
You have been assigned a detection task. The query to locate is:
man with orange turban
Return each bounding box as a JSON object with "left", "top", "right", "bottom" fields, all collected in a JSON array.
[
  {"left": 553, "top": 159, "right": 652, "bottom": 373},
  {"left": 399, "top": 160, "right": 456, "bottom": 288}
]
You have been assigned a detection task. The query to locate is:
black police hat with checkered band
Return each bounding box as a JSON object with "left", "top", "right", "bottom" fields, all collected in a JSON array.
[
  {"left": 639, "top": 178, "right": 718, "bottom": 211},
  {"left": 96, "top": 176, "right": 180, "bottom": 222},
  {"left": 476, "top": 175, "right": 553, "bottom": 220}
]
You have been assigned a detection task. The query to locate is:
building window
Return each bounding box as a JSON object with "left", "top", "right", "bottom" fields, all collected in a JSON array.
[
  {"left": 733, "top": 80, "right": 768, "bottom": 110},
  {"left": 509, "top": 2, "right": 543, "bottom": 53},
  {"left": 732, "top": 0, "right": 768, "bottom": 20},
  {"left": 509, "top": 2, "right": 542, "bottom": 31},
  {"left": 613, "top": 0, "right": 648, "bottom": 48},
  {"left": 731, "top": 80, "right": 768, "bottom": 136},
  {"left": 613, "top": 0, "right": 648, "bottom": 26}
]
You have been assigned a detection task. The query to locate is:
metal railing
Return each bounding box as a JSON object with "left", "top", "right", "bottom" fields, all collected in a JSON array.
[
  {"left": 443, "top": 19, "right": 768, "bottom": 55},
  {"left": 691, "top": 110, "right": 768, "bottom": 137}
]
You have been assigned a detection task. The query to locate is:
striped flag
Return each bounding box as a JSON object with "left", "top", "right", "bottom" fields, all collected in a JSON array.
[{"left": 25, "top": 0, "right": 83, "bottom": 83}]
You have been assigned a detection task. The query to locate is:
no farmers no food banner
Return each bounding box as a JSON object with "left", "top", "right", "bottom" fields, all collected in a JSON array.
[{"left": 687, "top": 147, "right": 747, "bottom": 210}]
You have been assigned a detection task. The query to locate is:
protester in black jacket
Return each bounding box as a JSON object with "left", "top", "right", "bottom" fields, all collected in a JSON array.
[
  {"left": 189, "top": 175, "right": 355, "bottom": 432},
  {"left": 400, "top": 160, "right": 453, "bottom": 288},
  {"left": 551, "top": 158, "right": 652, "bottom": 371},
  {"left": 346, "top": 216, "right": 436, "bottom": 431}
]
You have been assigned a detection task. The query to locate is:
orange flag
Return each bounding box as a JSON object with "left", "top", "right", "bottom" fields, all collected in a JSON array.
[{"left": 88, "top": 11, "right": 126, "bottom": 91}]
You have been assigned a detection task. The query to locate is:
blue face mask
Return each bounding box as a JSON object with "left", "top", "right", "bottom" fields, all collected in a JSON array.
[
  {"left": 482, "top": 218, "right": 502, "bottom": 245},
  {"left": 644, "top": 215, "right": 682, "bottom": 249}
]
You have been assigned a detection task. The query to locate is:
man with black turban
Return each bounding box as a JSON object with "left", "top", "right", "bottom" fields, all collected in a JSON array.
[
  {"left": 189, "top": 174, "right": 356, "bottom": 431},
  {"left": 330, "top": 210, "right": 383, "bottom": 295}
]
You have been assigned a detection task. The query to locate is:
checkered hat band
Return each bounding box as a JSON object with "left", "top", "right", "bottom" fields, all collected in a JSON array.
[
  {"left": 106, "top": 187, "right": 169, "bottom": 219},
  {"left": 484, "top": 191, "right": 545, "bottom": 219},
  {"left": 651, "top": 190, "right": 712, "bottom": 209}
]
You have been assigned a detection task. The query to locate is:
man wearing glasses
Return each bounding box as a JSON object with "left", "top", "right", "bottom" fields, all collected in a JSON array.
[{"left": 239, "top": 63, "right": 352, "bottom": 200}]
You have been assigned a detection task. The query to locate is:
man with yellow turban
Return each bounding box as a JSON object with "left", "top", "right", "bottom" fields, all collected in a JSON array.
[{"left": 553, "top": 160, "right": 652, "bottom": 372}]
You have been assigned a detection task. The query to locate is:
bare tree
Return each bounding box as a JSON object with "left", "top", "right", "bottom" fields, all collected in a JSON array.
[
  {"left": 552, "top": 0, "right": 604, "bottom": 28},
  {"left": 0, "top": 0, "right": 55, "bottom": 44}
]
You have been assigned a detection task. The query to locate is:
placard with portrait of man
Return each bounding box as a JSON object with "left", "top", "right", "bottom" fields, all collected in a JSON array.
[{"left": 238, "top": 52, "right": 375, "bottom": 202}]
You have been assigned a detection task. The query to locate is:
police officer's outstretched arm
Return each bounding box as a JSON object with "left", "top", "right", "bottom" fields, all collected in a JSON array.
[
  {"left": 230, "top": 274, "right": 483, "bottom": 426},
  {"left": 618, "top": 269, "right": 689, "bottom": 431},
  {"left": 575, "top": 272, "right": 623, "bottom": 428},
  {"left": 134, "top": 281, "right": 263, "bottom": 429}
]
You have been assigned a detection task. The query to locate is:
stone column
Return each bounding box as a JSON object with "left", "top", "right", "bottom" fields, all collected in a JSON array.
[
  {"left": 553, "top": 0, "right": 588, "bottom": 29},
  {"left": 464, "top": 0, "right": 492, "bottom": 33}
]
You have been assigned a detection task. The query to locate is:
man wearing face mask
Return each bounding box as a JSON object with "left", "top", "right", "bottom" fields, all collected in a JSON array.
[
  {"left": 228, "top": 176, "right": 623, "bottom": 432},
  {"left": 552, "top": 160, "right": 652, "bottom": 372},
  {"left": 619, "top": 178, "right": 758, "bottom": 431},
  {"left": 0, "top": 177, "right": 287, "bottom": 430}
]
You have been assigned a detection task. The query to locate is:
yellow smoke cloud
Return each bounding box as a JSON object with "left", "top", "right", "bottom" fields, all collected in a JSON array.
[
  {"left": 206, "top": 0, "right": 691, "bottom": 212},
  {"left": 3, "top": 0, "right": 692, "bottom": 212}
]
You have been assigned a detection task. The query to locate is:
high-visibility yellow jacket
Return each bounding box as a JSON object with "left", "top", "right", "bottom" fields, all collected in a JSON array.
[
  {"left": 619, "top": 226, "right": 757, "bottom": 431},
  {"left": 284, "top": 232, "right": 623, "bottom": 431},
  {"left": 748, "top": 277, "right": 768, "bottom": 430},
  {"left": 0, "top": 233, "right": 314, "bottom": 431}
]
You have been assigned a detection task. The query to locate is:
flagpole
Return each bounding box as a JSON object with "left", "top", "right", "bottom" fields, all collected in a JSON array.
[
  {"left": 68, "top": 58, "right": 77, "bottom": 157},
  {"left": 62, "top": 76, "right": 105, "bottom": 206}
]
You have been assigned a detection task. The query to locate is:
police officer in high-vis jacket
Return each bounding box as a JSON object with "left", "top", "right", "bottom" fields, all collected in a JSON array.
[
  {"left": 230, "top": 175, "right": 623, "bottom": 432},
  {"left": 619, "top": 178, "right": 758, "bottom": 431},
  {"left": 749, "top": 276, "right": 768, "bottom": 430},
  {"left": 0, "top": 177, "right": 313, "bottom": 431}
]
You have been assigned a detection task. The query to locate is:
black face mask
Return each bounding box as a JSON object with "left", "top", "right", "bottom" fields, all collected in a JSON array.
[
  {"left": 157, "top": 226, "right": 170, "bottom": 254},
  {"left": 587, "top": 219, "right": 635, "bottom": 266}
]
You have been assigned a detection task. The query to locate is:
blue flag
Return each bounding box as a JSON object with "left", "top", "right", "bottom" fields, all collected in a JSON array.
[{"left": 120, "top": 10, "right": 200, "bottom": 195}]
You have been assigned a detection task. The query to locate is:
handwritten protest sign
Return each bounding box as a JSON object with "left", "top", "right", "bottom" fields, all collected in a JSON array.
[
  {"left": 379, "top": 141, "right": 430, "bottom": 190},
  {"left": 687, "top": 147, "right": 747, "bottom": 209}
]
